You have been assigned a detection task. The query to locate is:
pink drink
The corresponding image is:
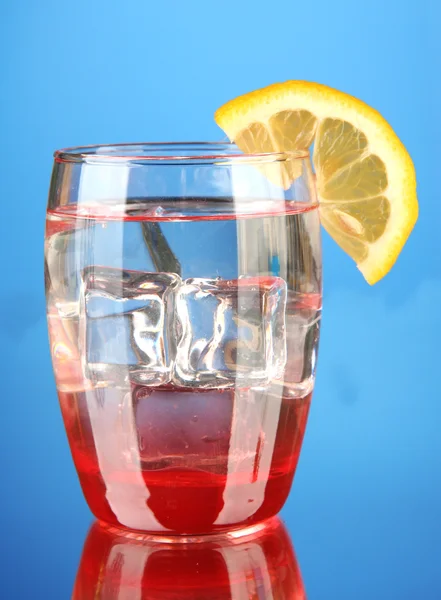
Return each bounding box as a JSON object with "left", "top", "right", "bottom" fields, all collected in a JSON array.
[{"left": 46, "top": 185, "right": 321, "bottom": 534}]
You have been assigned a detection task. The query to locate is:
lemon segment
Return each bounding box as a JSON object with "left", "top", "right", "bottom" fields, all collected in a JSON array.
[{"left": 215, "top": 81, "right": 418, "bottom": 284}]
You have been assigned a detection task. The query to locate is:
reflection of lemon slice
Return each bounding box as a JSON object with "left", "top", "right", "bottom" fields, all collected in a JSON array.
[{"left": 215, "top": 81, "right": 418, "bottom": 284}]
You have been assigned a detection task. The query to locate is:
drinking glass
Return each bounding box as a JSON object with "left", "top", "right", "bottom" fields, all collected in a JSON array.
[{"left": 45, "top": 142, "right": 321, "bottom": 535}]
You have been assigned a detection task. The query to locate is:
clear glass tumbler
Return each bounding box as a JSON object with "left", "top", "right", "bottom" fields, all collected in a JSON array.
[{"left": 45, "top": 143, "right": 322, "bottom": 535}]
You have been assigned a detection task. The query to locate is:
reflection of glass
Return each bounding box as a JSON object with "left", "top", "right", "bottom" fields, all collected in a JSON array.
[
  {"left": 72, "top": 517, "right": 306, "bottom": 599},
  {"left": 45, "top": 143, "right": 321, "bottom": 534}
]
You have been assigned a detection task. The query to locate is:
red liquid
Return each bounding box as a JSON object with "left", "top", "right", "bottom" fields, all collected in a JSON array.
[
  {"left": 46, "top": 199, "right": 321, "bottom": 534},
  {"left": 72, "top": 517, "right": 306, "bottom": 599},
  {"left": 60, "top": 386, "right": 311, "bottom": 534}
]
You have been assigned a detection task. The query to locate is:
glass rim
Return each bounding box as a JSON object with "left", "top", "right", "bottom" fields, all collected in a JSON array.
[{"left": 54, "top": 141, "right": 310, "bottom": 165}]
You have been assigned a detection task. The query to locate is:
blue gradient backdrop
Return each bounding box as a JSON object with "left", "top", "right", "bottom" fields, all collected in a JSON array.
[{"left": 0, "top": 1, "right": 440, "bottom": 598}]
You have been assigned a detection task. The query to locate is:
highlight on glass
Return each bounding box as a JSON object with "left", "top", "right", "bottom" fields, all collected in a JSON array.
[
  {"left": 45, "top": 142, "right": 322, "bottom": 534},
  {"left": 72, "top": 517, "right": 306, "bottom": 599}
]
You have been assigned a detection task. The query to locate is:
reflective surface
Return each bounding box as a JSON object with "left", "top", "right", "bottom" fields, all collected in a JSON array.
[{"left": 72, "top": 517, "right": 305, "bottom": 599}]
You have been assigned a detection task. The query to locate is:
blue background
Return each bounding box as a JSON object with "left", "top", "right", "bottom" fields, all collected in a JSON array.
[{"left": 1, "top": 1, "right": 440, "bottom": 598}]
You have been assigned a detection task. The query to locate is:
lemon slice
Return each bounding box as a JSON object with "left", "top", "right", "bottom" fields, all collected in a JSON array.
[{"left": 215, "top": 81, "right": 418, "bottom": 284}]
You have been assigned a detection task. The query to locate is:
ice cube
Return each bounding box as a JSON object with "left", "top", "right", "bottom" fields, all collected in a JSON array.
[
  {"left": 80, "top": 267, "right": 181, "bottom": 386},
  {"left": 282, "top": 291, "right": 322, "bottom": 397},
  {"left": 173, "top": 276, "right": 287, "bottom": 388}
]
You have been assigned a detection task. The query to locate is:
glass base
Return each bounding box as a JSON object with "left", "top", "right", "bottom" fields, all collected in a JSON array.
[{"left": 97, "top": 516, "right": 275, "bottom": 544}]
